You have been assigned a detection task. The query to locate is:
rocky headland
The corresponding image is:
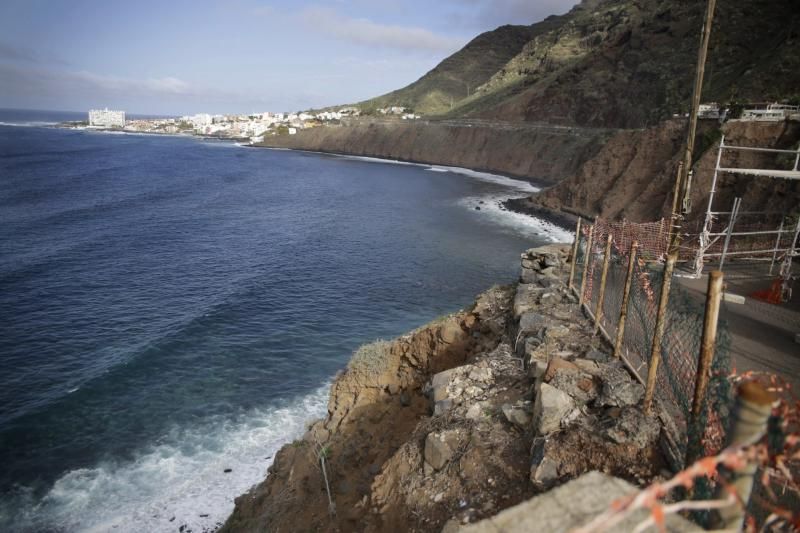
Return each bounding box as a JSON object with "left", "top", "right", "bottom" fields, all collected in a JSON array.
[{"left": 221, "top": 245, "right": 672, "bottom": 532}]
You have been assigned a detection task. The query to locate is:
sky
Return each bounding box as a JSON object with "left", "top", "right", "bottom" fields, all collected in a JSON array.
[{"left": 0, "top": 0, "right": 577, "bottom": 116}]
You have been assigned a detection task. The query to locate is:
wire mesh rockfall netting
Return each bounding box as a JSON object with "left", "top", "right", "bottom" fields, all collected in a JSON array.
[{"left": 572, "top": 220, "right": 732, "bottom": 471}]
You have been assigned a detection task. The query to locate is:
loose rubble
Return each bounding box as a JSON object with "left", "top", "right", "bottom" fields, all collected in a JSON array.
[{"left": 220, "top": 244, "right": 669, "bottom": 533}]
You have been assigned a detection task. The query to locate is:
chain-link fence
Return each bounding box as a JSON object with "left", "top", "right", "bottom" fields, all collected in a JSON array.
[{"left": 571, "top": 219, "right": 732, "bottom": 472}]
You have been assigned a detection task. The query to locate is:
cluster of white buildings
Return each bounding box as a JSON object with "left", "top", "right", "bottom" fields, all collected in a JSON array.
[
  {"left": 376, "top": 106, "right": 419, "bottom": 120},
  {"left": 696, "top": 102, "right": 800, "bottom": 122},
  {"left": 739, "top": 103, "right": 800, "bottom": 122},
  {"left": 84, "top": 103, "right": 419, "bottom": 141},
  {"left": 88, "top": 108, "right": 126, "bottom": 128},
  {"left": 174, "top": 108, "right": 369, "bottom": 142}
]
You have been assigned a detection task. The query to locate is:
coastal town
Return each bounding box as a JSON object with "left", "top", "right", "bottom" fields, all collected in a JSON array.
[
  {"left": 77, "top": 101, "right": 800, "bottom": 146},
  {"left": 79, "top": 105, "right": 420, "bottom": 143}
]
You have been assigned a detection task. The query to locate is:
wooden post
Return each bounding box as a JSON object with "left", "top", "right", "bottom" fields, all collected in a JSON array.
[
  {"left": 579, "top": 225, "right": 594, "bottom": 306},
  {"left": 613, "top": 241, "right": 639, "bottom": 357},
  {"left": 594, "top": 234, "right": 613, "bottom": 333},
  {"left": 568, "top": 218, "right": 582, "bottom": 290},
  {"left": 643, "top": 252, "right": 678, "bottom": 414},
  {"left": 686, "top": 270, "right": 724, "bottom": 465},
  {"left": 710, "top": 382, "right": 775, "bottom": 531}
]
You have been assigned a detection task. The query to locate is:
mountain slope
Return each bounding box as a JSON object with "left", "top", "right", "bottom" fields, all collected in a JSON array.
[
  {"left": 452, "top": 0, "right": 800, "bottom": 127},
  {"left": 356, "top": 22, "right": 560, "bottom": 116},
  {"left": 355, "top": 0, "right": 800, "bottom": 129}
]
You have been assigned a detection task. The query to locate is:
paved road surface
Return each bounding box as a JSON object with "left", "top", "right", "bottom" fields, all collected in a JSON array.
[{"left": 678, "top": 271, "right": 800, "bottom": 390}]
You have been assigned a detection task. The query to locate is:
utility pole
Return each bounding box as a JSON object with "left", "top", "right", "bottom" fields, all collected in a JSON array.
[{"left": 669, "top": 0, "right": 717, "bottom": 254}]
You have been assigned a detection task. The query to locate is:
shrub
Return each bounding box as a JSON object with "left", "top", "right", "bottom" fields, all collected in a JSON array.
[{"left": 347, "top": 339, "right": 392, "bottom": 376}]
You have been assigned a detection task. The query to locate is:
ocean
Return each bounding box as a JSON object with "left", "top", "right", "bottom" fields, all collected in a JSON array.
[{"left": 0, "top": 109, "right": 570, "bottom": 532}]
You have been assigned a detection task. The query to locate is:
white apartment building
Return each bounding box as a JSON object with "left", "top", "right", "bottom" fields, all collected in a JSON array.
[
  {"left": 189, "top": 113, "right": 213, "bottom": 128},
  {"left": 88, "top": 108, "right": 126, "bottom": 128}
]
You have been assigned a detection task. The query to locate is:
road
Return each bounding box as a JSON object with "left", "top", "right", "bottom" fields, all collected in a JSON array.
[{"left": 678, "top": 269, "right": 800, "bottom": 390}]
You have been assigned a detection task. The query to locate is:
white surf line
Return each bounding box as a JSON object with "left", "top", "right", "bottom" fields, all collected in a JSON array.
[
  {"left": 258, "top": 147, "right": 569, "bottom": 240},
  {"left": 7, "top": 384, "right": 330, "bottom": 533}
]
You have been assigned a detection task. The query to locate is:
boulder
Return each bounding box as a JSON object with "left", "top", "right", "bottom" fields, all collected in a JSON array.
[
  {"left": 584, "top": 349, "right": 609, "bottom": 362},
  {"left": 434, "top": 398, "right": 454, "bottom": 416},
  {"left": 532, "top": 383, "right": 575, "bottom": 435},
  {"left": 530, "top": 438, "right": 559, "bottom": 489},
  {"left": 424, "top": 431, "right": 459, "bottom": 470},
  {"left": 572, "top": 359, "right": 601, "bottom": 375},
  {"left": 465, "top": 403, "right": 484, "bottom": 420},
  {"left": 596, "top": 365, "right": 644, "bottom": 407},
  {"left": 540, "top": 292, "right": 563, "bottom": 306},
  {"left": 502, "top": 403, "right": 531, "bottom": 428},
  {"left": 543, "top": 357, "right": 579, "bottom": 382},
  {"left": 520, "top": 267, "right": 539, "bottom": 284},
  {"left": 604, "top": 407, "right": 661, "bottom": 449},
  {"left": 549, "top": 370, "right": 599, "bottom": 405},
  {"left": 518, "top": 312, "right": 548, "bottom": 334},
  {"left": 513, "top": 284, "right": 545, "bottom": 318},
  {"left": 440, "top": 321, "right": 466, "bottom": 344},
  {"left": 543, "top": 325, "right": 570, "bottom": 340}
]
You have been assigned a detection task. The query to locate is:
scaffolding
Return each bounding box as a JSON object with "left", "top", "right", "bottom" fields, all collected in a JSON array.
[{"left": 692, "top": 136, "right": 800, "bottom": 301}]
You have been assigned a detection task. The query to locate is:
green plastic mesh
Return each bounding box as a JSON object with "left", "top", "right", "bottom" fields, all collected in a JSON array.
[{"left": 571, "top": 223, "right": 733, "bottom": 472}]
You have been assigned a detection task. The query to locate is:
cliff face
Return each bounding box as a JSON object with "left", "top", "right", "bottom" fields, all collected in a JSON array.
[
  {"left": 527, "top": 119, "right": 800, "bottom": 223},
  {"left": 257, "top": 120, "right": 611, "bottom": 184},
  {"left": 221, "top": 246, "right": 667, "bottom": 532}
]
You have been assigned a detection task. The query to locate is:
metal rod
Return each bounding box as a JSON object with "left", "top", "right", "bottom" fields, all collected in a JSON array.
[
  {"left": 686, "top": 270, "right": 723, "bottom": 465},
  {"left": 614, "top": 241, "right": 638, "bottom": 358},
  {"left": 704, "top": 247, "right": 799, "bottom": 257},
  {"left": 770, "top": 219, "right": 785, "bottom": 275},
  {"left": 696, "top": 135, "right": 725, "bottom": 276},
  {"left": 719, "top": 197, "right": 740, "bottom": 271},
  {"left": 644, "top": 252, "right": 677, "bottom": 414},
  {"left": 579, "top": 225, "right": 594, "bottom": 306},
  {"left": 721, "top": 144, "right": 799, "bottom": 154},
  {"left": 707, "top": 228, "right": 787, "bottom": 237},
  {"left": 781, "top": 218, "right": 800, "bottom": 302},
  {"left": 594, "top": 234, "right": 613, "bottom": 334},
  {"left": 568, "top": 217, "right": 582, "bottom": 290},
  {"left": 710, "top": 210, "right": 786, "bottom": 216}
]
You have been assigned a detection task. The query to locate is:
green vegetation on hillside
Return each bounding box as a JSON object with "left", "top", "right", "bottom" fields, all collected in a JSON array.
[{"left": 350, "top": 0, "right": 800, "bottom": 129}]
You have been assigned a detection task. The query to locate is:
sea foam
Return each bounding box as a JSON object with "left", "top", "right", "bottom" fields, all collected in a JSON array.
[{"left": 3, "top": 384, "right": 329, "bottom": 533}]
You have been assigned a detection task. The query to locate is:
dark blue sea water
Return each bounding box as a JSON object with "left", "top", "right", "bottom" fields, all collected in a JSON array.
[{"left": 0, "top": 109, "right": 569, "bottom": 532}]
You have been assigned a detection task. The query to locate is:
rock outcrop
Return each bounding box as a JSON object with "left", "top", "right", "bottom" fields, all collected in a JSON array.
[{"left": 221, "top": 245, "right": 670, "bottom": 532}]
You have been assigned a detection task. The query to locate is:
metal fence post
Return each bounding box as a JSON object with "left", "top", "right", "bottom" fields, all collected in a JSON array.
[
  {"left": 579, "top": 225, "right": 594, "bottom": 306},
  {"left": 719, "top": 197, "right": 741, "bottom": 271},
  {"left": 568, "top": 218, "right": 582, "bottom": 290},
  {"left": 686, "top": 270, "right": 724, "bottom": 465},
  {"left": 769, "top": 219, "right": 784, "bottom": 276},
  {"left": 613, "top": 241, "right": 639, "bottom": 357},
  {"left": 594, "top": 234, "right": 613, "bottom": 334},
  {"left": 644, "top": 252, "right": 678, "bottom": 414}
]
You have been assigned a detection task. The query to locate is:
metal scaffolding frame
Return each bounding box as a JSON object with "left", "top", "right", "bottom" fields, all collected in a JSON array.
[{"left": 693, "top": 135, "right": 800, "bottom": 301}]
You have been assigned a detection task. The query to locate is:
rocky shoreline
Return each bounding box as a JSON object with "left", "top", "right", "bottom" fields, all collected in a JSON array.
[{"left": 220, "top": 245, "right": 671, "bottom": 532}]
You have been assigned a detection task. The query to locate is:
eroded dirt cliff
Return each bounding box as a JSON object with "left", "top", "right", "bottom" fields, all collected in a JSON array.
[
  {"left": 524, "top": 119, "right": 800, "bottom": 224},
  {"left": 256, "top": 120, "right": 611, "bottom": 184}
]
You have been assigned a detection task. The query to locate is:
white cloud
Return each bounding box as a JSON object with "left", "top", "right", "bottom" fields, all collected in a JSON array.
[
  {"left": 300, "top": 7, "right": 466, "bottom": 54},
  {"left": 0, "top": 63, "right": 191, "bottom": 97},
  {"left": 445, "top": 0, "right": 577, "bottom": 29}
]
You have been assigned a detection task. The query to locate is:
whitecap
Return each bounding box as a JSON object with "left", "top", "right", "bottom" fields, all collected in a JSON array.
[
  {"left": 4, "top": 383, "right": 330, "bottom": 533},
  {"left": 458, "top": 194, "right": 573, "bottom": 243}
]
